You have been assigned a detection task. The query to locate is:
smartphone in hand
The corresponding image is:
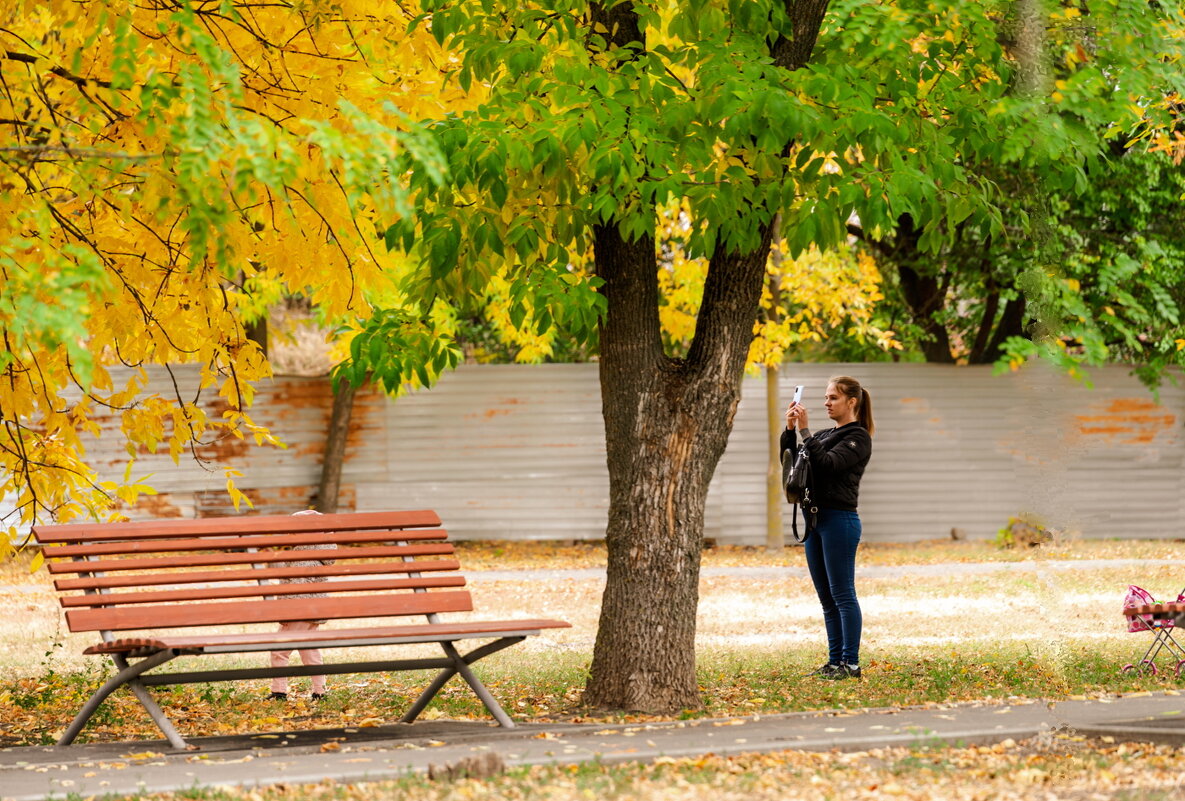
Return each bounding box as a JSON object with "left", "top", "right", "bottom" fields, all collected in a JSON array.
[{"left": 792, "top": 385, "right": 803, "bottom": 405}]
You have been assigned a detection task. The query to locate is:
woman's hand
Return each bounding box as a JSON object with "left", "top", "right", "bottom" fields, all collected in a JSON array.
[
  {"left": 793, "top": 403, "right": 810, "bottom": 430},
  {"left": 785, "top": 402, "right": 809, "bottom": 431}
]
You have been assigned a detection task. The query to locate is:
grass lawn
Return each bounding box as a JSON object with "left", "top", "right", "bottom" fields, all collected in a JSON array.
[{"left": 3, "top": 537, "right": 1185, "bottom": 799}]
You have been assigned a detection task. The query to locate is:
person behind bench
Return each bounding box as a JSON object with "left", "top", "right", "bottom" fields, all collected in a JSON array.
[{"left": 268, "top": 509, "right": 336, "bottom": 701}]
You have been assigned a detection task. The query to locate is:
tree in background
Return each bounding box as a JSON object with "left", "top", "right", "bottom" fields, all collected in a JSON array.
[
  {"left": 1004, "top": 148, "right": 1185, "bottom": 388},
  {"left": 0, "top": 0, "right": 463, "bottom": 551},
  {"left": 846, "top": 3, "right": 1185, "bottom": 379},
  {"left": 659, "top": 200, "right": 901, "bottom": 365},
  {"left": 387, "top": 0, "right": 1184, "bottom": 712}
]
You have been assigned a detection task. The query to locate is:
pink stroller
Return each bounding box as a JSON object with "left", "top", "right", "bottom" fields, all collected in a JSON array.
[{"left": 1121, "top": 584, "right": 1185, "bottom": 676}]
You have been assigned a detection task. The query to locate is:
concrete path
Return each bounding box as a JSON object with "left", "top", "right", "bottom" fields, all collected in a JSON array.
[{"left": 5, "top": 693, "right": 1185, "bottom": 801}]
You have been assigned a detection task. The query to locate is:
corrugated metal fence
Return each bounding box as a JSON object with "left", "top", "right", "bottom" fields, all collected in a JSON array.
[{"left": 75, "top": 362, "right": 1183, "bottom": 543}]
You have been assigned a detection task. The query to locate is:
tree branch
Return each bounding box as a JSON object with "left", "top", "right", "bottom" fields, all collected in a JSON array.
[{"left": 4, "top": 50, "right": 113, "bottom": 89}]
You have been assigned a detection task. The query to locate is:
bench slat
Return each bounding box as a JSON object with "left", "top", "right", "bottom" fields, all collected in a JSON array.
[
  {"left": 59, "top": 575, "right": 468, "bottom": 607},
  {"left": 53, "top": 558, "right": 462, "bottom": 591},
  {"left": 65, "top": 590, "right": 475, "bottom": 632},
  {"left": 83, "top": 619, "right": 573, "bottom": 655},
  {"left": 42, "top": 528, "right": 448, "bottom": 558},
  {"left": 32, "top": 510, "right": 442, "bottom": 543},
  {"left": 1125, "top": 602, "right": 1185, "bottom": 616},
  {"left": 45, "top": 543, "right": 454, "bottom": 575}
]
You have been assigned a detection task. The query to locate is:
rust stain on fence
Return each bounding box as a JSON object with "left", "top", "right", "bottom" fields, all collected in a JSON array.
[
  {"left": 117, "top": 493, "right": 185, "bottom": 519},
  {"left": 195, "top": 485, "right": 356, "bottom": 517},
  {"left": 1074, "top": 399, "right": 1177, "bottom": 445},
  {"left": 898, "top": 397, "right": 954, "bottom": 438}
]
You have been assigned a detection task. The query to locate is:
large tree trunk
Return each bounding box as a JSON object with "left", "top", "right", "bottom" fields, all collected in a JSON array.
[{"left": 585, "top": 223, "right": 773, "bottom": 711}]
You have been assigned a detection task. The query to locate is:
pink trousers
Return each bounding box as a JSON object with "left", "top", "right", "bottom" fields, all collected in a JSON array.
[{"left": 270, "top": 620, "right": 326, "bottom": 694}]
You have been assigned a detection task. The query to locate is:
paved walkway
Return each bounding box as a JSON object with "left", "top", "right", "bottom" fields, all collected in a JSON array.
[{"left": 4, "top": 693, "right": 1185, "bottom": 800}]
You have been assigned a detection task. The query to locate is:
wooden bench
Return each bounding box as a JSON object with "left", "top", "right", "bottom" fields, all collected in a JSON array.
[{"left": 32, "top": 510, "right": 570, "bottom": 749}]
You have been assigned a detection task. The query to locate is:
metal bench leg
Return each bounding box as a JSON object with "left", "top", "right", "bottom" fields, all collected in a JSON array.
[
  {"left": 400, "top": 664, "right": 457, "bottom": 724},
  {"left": 59, "top": 650, "right": 181, "bottom": 747},
  {"left": 400, "top": 637, "right": 525, "bottom": 727},
  {"left": 446, "top": 641, "right": 515, "bottom": 728},
  {"left": 116, "top": 657, "right": 190, "bottom": 750}
]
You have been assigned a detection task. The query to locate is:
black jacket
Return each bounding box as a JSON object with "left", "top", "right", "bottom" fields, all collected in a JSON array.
[{"left": 780, "top": 422, "right": 872, "bottom": 512}]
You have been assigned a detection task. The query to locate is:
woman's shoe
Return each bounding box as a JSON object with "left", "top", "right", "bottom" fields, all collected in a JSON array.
[
  {"left": 805, "top": 663, "right": 843, "bottom": 678},
  {"left": 822, "top": 663, "right": 862, "bottom": 681}
]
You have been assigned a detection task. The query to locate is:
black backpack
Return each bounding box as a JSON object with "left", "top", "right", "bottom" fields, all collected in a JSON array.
[{"left": 781, "top": 443, "right": 818, "bottom": 543}]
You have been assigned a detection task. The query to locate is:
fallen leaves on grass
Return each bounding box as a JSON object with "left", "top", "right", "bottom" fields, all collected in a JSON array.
[
  {"left": 91, "top": 735, "right": 1185, "bottom": 801},
  {"left": 5, "top": 538, "right": 1185, "bottom": 748}
]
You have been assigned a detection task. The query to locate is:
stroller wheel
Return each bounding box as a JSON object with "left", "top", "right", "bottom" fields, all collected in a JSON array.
[
  {"left": 1176, "top": 661, "right": 1185, "bottom": 679},
  {"left": 1143, "top": 660, "right": 1159, "bottom": 675},
  {"left": 1121, "top": 663, "right": 1138, "bottom": 674}
]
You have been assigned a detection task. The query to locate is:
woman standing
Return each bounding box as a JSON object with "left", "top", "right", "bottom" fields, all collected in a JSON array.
[{"left": 782, "top": 376, "right": 874, "bottom": 680}]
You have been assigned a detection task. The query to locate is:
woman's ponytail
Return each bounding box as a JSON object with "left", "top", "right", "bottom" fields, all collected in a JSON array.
[{"left": 859, "top": 387, "right": 875, "bottom": 436}]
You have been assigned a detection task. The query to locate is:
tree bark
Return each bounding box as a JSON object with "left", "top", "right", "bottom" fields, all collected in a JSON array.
[
  {"left": 968, "top": 272, "right": 1000, "bottom": 364},
  {"left": 1011, "top": 0, "right": 1049, "bottom": 98},
  {"left": 765, "top": 251, "right": 784, "bottom": 553},
  {"left": 315, "top": 378, "right": 357, "bottom": 513},
  {"left": 980, "top": 295, "right": 1027, "bottom": 363},
  {"left": 244, "top": 317, "right": 268, "bottom": 354},
  {"left": 897, "top": 262, "right": 955, "bottom": 363},
  {"left": 879, "top": 214, "right": 956, "bottom": 363}
]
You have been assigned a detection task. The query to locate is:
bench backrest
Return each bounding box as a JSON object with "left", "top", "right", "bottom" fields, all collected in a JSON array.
[{"left": 32, "top": 511, "right": 472, "bottom": 634}]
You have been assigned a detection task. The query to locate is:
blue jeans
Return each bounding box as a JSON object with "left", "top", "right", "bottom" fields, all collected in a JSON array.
[{"left": 803, "top": 508, "right": 863, "bottom": 665}]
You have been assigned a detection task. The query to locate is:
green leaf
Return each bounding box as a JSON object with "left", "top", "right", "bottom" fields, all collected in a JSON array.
[{"left": 429, "top": 222, "right": 461, "bottom": 281}]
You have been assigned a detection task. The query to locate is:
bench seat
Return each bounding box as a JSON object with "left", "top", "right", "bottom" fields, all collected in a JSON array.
[{"left": 86, "top": 619, "right": 569, "bottom": 656}]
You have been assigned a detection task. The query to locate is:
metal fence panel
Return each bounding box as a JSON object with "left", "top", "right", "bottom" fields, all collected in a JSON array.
[{"left": 65, "top": 361, "right": 1182, "bottom": 543}]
